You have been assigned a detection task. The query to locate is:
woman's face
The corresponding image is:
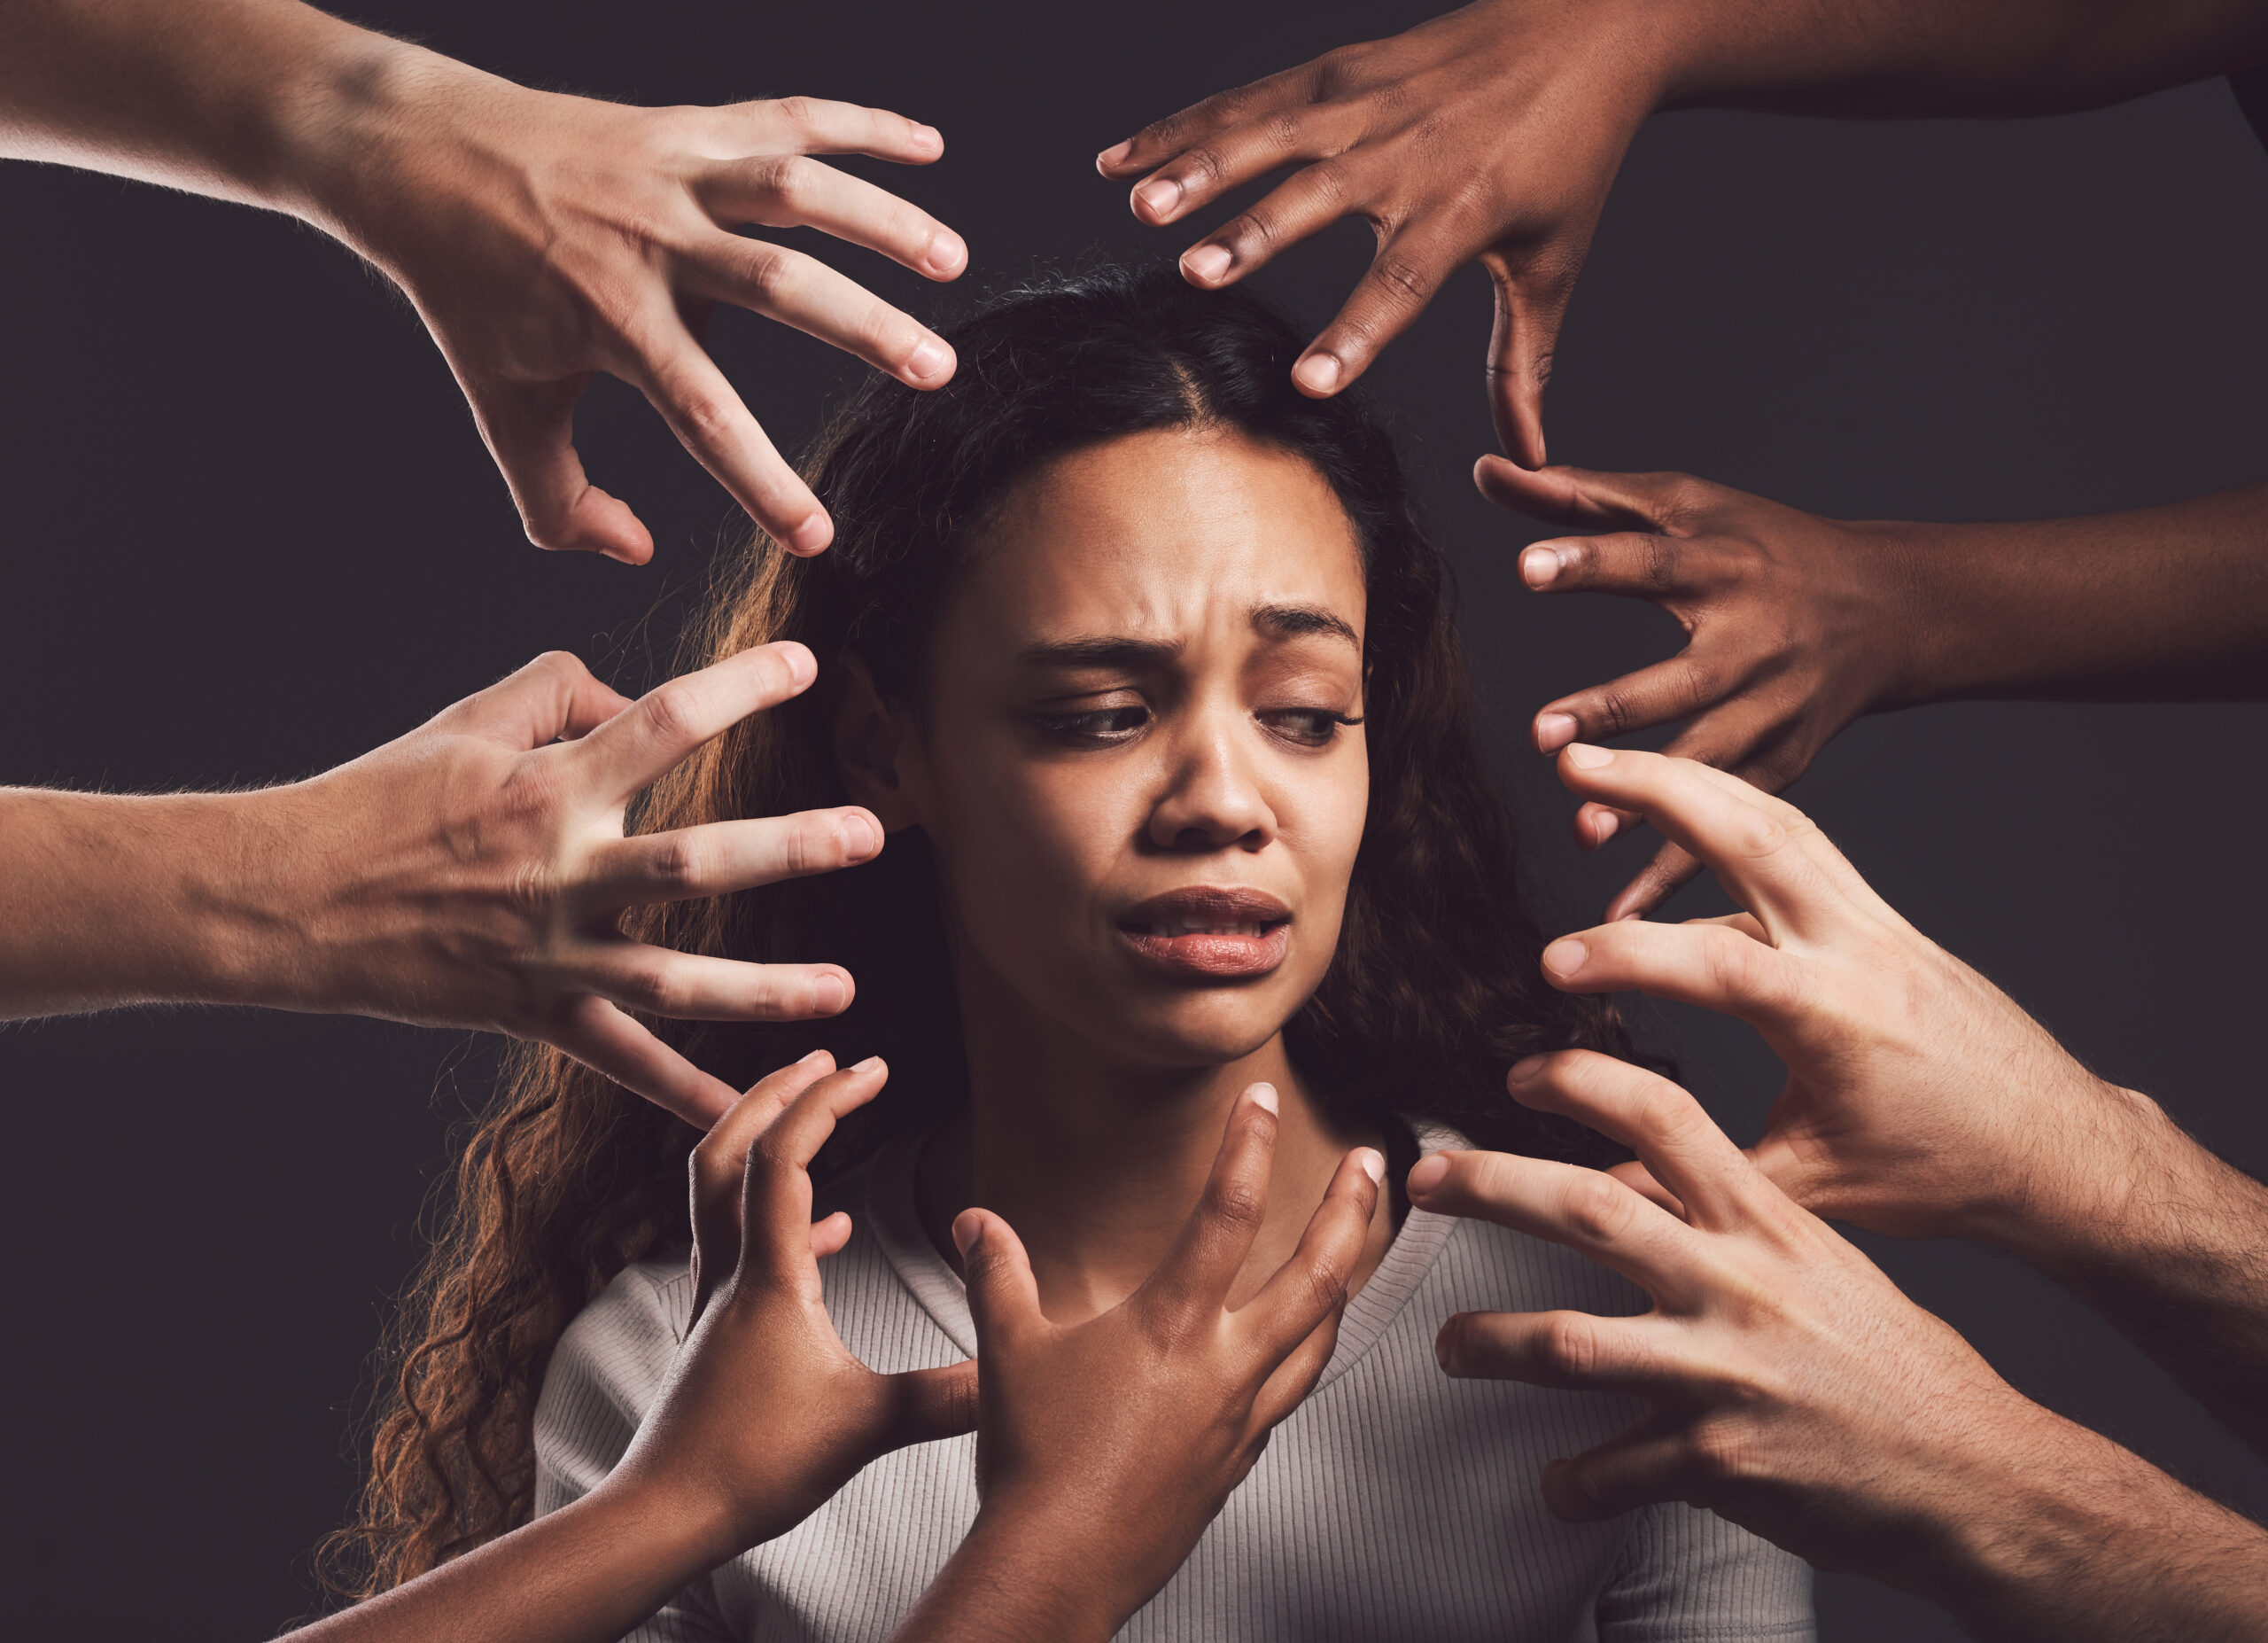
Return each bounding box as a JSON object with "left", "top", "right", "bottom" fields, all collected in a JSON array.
[{"left": 876, "top": 425, "right": 1371, "bottom": 1071}]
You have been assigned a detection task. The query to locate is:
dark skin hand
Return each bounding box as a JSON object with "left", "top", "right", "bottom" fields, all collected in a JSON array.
[
  {"left": 1480, "top": 462, "right": 2268, "bottom": 917},
  {"left": 891, "top": 1084, "right": 1386, "bottom": 1643},
  {"left": 282, "top": 1054, "right": 975, "bottom": 1643},
  {"left": 1410, "top": 1052, "right": 2268, "bottom": 1641},
  {"left": 1100, "top": 0, "right": 2268, "bottom": 467}
]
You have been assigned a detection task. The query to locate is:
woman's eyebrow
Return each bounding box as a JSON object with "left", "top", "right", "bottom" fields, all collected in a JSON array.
[
  {"left": 1252, "top": 602, "right": 1360, "bottom": 648},
  {"left": 1016, "top": 635, "right": 1182, "bottom": 670}
]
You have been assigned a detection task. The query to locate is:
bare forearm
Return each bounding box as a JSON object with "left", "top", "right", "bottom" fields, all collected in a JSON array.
[
  {"left": 1860, "top": 482, "right": 2268, "bottom": 708},
  {"left": 1992, "top": 1088, "right": 2268, "bottom": 1455},
  {"left": 0, "top": 784, "right": 314, "bottom": 1017},
  {"left": 286, "top": 1477, "right": 731, "bottom": 1643},
  {"left": 1656, "top": 0, "right": 2268, "bottom": 117},
  {"left": 889, "top": 1513, "right": 1128, "bottom": 1643},
  {"left": 1902, "top": 1401, "right": 2268, "bottom": 1640}
]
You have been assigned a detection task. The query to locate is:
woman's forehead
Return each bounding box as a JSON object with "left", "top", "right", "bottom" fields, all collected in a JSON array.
[{"left": 952, "top": 426, "right": 1367, "bottom": 647}]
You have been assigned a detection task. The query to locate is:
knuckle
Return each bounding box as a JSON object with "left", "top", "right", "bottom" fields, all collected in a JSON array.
[
  {"left": 1539, "top": 1312, "right": 1597, "bottom": 1380},
  {"left": 774, "top": 94, "right": 820, "bottom": 132},
  {"left": 639, "top": 679, "right": 703, "bottom": 748},
  {"left": 1179, "top": 144, "right": 1228, "bottom": 191},
  {"left": 644, "top": 832, "right": 705, "bottom": 894},
  {"left": 757, "top": 152, "right": 819, "bottom": 208},
  {"left": 1562, "top": 1172, "right": 1640, "bottom": 1245},
  {"left": 616, "top": 955, "right": 679, "bottom": 1016},
  {"left": 1208, "top": 1177, "right": 1269, "bottom": 1232}
]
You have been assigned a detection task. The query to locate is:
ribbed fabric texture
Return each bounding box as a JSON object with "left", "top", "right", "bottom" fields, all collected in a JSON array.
[{"left": 534, "top": 1125, "right": 1814, "bottom": 1642}]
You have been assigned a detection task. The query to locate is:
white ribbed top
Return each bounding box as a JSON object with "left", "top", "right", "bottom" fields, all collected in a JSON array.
[{"left": 534, "top": 1124, "right": 1814, "bottom": 1641}]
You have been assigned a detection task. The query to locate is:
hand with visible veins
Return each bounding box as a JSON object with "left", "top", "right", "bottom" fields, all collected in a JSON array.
[
  {"left": 891, "top": 1085, "right": 1385, "bottom": 1643},
  {"left": 0, "top": 0, "right": 967, "bottom": 560},
  {"left": 1407, "top": 1052, "right": 2268, "bottom": 1640},
  {"left": 3, "top": 643, "right": 877, "bottom": 1125},
  {"left": 280, "top": 1054, "right": 976, "bottom": 1643},
  {"left": 1099, "top": 0, "right": 2268, "bottom": 471},
  {"left": 1480, "top": 462, "right": 2268, "bottom": 919},
  {"left": 1535, "top": 743, "right": 2268, "bottom": 1454}
]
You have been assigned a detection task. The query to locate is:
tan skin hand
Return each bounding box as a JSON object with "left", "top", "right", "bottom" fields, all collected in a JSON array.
[
  {"left": 934, "top": 1085, "right": 1384, "bottom": 1635},
  {"left": 1479, "top": 456, "right": 1915, "bottom": 919},
  {"left": 611, "top": 1054, "right": 977, "bottom": 1562},
  {"left": 276, "top": 643, "right": 879, "bottom": 1125},
  {"left": 328, "top": 68, "right": 966, "bottom": 562},
  {"left": 1098, "top": 0, "right": 1671, "bottom": 465},
  {"left": 1410, "top": 1050, "right": 2039, "bottom": 1577},
  {"left": 1533, "top": 744, "right": 2145, "bottom": 1245}
]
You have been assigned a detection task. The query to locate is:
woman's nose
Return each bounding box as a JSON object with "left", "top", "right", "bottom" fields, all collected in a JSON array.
[{"left": 1146, "top": 725, "right": 1276, "bottom": 853}]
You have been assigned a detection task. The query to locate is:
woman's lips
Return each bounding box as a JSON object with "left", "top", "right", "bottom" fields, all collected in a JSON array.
[{"left": 1117, "top": 887, "right": 1293, "bottom": 980}]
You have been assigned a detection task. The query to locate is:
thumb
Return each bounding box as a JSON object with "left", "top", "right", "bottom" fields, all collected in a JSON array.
[
  {"left": 1474, "top": 455, "right": 1688, "bottom": 533},
  {"left": 954, "top": 1208, "right": 1041, "bottom": 1350},
  {"left": 879, "top": 1359, "right": 980, "bottom": 1451},
  {"left": 470, "top": 373, "right": 655, "bottom": 564}
]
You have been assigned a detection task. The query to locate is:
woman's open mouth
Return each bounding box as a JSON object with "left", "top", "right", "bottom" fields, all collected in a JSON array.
[{"left": 1116, "top": 887, "right": 1293, "bottom": 979}]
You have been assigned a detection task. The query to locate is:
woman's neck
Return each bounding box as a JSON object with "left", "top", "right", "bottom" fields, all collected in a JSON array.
[{"left": 913, "top": 954, "right": 1393, "bottom": 1326}]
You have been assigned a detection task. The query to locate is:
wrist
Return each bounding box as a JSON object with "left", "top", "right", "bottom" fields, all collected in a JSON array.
[
  {"left": 1969, "top": 1080, "right": 2179, "bottom": 1270},
  {"left": 938, "top": 1502, "right": 1145, "bottom": 1641}
]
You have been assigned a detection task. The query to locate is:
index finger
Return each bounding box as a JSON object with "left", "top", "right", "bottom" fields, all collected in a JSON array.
[
  {"left": 1146, "top": 1084, "right": 1281, "bottom": 1316},
  {"left": 1095, "top": 58, "right": 1320, "bottom": 180},
  {"left": 1553, "top": 745, "right": 1845, "bottom": 937},
  {"left": 571, "top": 642, "right": 816, "bottom": 805},
  {"left": 1504, "top": 1051, "right": 1757, "bottom": 1234},
  {"left": 735, "top": 96, "right": 945, "bottom": 165}
]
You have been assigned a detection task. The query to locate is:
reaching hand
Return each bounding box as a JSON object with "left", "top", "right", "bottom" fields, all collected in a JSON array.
[
  {"left": 1409, "top": 1050, "right": 2039, "bottom": 1577},
  {"left": 1097, "top": 0, "right": 1669, "bottom": 465},
  {"left": 612, "top": 1054, "right": 978, "bottom": 1559},
  {"left": 901, "top": 1085, "right": 1383, "bottom": 1640},
  {"left": 1537, "top": 744, "right": 2149, "bottom": 1248},
  {"left": 331, "top": 72, "right": 965, "bottom": 561},
  {"left": 276, "top": 643, "right": 878, "bottom": 1125},
  {"left": 1480, "top": 457, "right": 1915, "bottom": 918}
]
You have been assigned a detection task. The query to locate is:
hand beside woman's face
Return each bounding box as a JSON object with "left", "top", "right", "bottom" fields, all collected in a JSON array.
[{"left": 876, "top": 426, "right": 1371, "bottom": 1070}]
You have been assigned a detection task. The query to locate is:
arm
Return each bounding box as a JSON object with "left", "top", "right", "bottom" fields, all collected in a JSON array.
[
  {"left": 286, "top": 1053, "right": 975, "bottom": 1642},
  {"left": 1478, "top": 463, "right": 2268, "bottom": 914},
  {"left": 1538, "top": 744, "right": 2268, "bottom": 1453},
  {"left": 1, "top": 644, "right": 876, "bottom": 1125},
  {"left": 1099, "top": 0, "right": 2268, "bottom": 464},
  {"left": 0, "top": 0, "right": 965, "bottom": 559},
  {"left": 892, "top": 1085, "right": 1385, "bottom": 1643},
  {"left": 1410, "top": 1052, "right": 2268, "bottom": 1641}
]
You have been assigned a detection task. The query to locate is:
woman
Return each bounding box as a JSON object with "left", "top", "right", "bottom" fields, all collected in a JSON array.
[{"left": 333, "top": 267, "right": 1814, "bottom": 1638}]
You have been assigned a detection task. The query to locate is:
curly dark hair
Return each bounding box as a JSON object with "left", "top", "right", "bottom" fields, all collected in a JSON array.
[{"left": 322, "top": 263, "right": 1636, "bottom": 1598}]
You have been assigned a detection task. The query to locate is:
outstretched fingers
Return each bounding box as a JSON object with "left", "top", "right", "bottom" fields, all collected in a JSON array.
[
  {"left": 548, "top": 994, "right": 744, "bottom": 1126},
  {"left": 1503, "top": 1052, "right": 1757, "bottom": 1233},
  {"left": 572, "top": 642, "right": 817, "bottom": 804},
  {"left": 1539, "top": 915, "right": 1803, "bottom": 1032},
  {"left": 1245, "top": 1146, "right": 1384, "bottom": 1427},
  {"left": 472, "top": 375, "right": 656, "bottom": 564},
  {"left": 581, "top": 806, "right": 883, "bottom": 908},
  {"left": 877, "top": 1359, "right": 981, "bottom": 1452},
  {"left": 690, "top": 1050, "right": 840, "bottom": 1312},
  {"left": 1540, "top": 1412, "right": 1692, "bottom": 1522},
  {"left": 738, "top": 1058, "right": 889, "bottom": 1280},
  {"left": 1435, "top": 1307, "right": 1674, "bottom": 1397},
  {"left": 1149, "top": 1084, "right": 1285, "bottom": 1315}
]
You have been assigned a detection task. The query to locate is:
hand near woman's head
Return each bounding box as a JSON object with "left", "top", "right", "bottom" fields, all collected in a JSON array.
[{"left": 610, "top": 1054, "right": 977, "bottom": 1562}]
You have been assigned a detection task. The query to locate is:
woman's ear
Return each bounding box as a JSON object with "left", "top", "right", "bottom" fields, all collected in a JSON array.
[{"left": 833, "top": 651, "right": 925, "bottom": 831}]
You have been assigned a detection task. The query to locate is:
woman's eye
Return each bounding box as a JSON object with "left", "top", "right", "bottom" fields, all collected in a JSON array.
[
  {"left": 1261, "top": 708, "right": 1362, "bottom": 748},
  {"left": 1032, "top": 705, "right": 1152, "bottom": 745}
]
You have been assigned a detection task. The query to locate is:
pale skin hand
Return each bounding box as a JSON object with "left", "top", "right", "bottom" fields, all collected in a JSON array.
[
  {"left": 892, "top": 1085, "right": 1385, "bottom": 1643},
  {"left": 1099, "top": 0, "right": 2268, "bottom": 469},
  {"left": 1480, "top": 461, "right": 2268, "bottom": 918},
  {"left": 1535, "top": 744, "right": 2268, "bottom": 1452},
  {"left": 278, "top": 1055, "right": 975, "bottom": 1643},
  {"left": 0, "top": 0, "right": 966, "bottom": 560},
  {"left": 1407, "top": 1053, "right": 2268, "bottom": 1641},
  {"left": 1, "top": 643, "right": 877, "bottom": 1125}
]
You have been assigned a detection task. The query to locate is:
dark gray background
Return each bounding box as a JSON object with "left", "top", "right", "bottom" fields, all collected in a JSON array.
[{"left": 3, "top": 1, "right": 2264, "bottom": 1636}]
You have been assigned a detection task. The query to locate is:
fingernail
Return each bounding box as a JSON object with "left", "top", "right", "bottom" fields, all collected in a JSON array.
[
  {"left": 1534, "top": 712, "right": 1577, "bottom": 751},
  {"left": 1357, "top": 1149, "right": 1385, "bottom": 1185},
  {"left": 838, "top": 811, "right": 880, "bottom": 860},
  {"left": 906, "top": 337, "right": 953, "bottom": 382},
  {"left": 1293, "top": 352, "right": 1341, "bottom": 394},
  {"left": 951, "top": 1211, "right": 980, "bottom": 1257},
  {"left": 1182, "top": 244, "right": 1231, "bottom": 284},
  {"left": 1564, "top": 743, "right": 1613, "bottom": 769},
  {"left": 853, "top": 1054, "right": 884, "bottom": 1073},
  {"left": 775, "top": 641, "right": 818, "bottom": 688},
  {"left": 1591, "top": 811, "right": 1619, "bottom": 846},
  {"left": 1248, "top": 1082, "right": 1279, "bottom": 1116},
  {"left": 786, "top": 514, "right": 832, "bottom": 555},
  {"left": 925, "top": 230, "right": 967, "bottom": 276},
  {"left": 1519, "top": 545, "right": 1562, "bottom": 589},
  {"left": 1096, "top": 140, "right": 1131, "bottom": 172},
  {"left": 812, "top": 974, "right": 849, "bottom": 1015},
  {"left": 1407, "top": 1154, "right": 1449, "bottom": 1195},
  {"left": 1507, "top": 1053, "right": 1548, "bottom": 1083},
  {"left": 1134, "top": 177, "right": 1180, "bottom": 219},
  {"left": 798, "top": 1047, "right": 830, "bottom": 1065},
  {"left": 1542, "top": 938, "right": 1588, "bottom": 979}
]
